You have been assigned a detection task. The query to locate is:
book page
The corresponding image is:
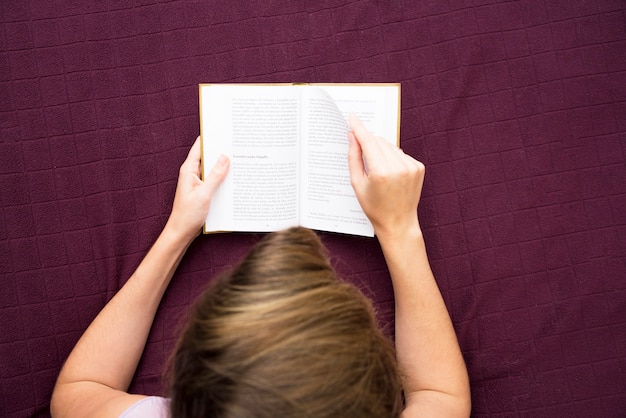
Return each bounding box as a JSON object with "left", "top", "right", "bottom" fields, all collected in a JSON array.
[
  {"left": 299, "top": 84, "right": 400, "bottom": 237},
  {"left": 317, "top": 84, "right": 399, "bottom": 143},
  {"left": 200, "top": 85, "right": 301, "bottom": 232}
]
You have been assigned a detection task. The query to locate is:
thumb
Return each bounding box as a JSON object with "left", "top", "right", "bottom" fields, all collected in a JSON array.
[{"left": 203, "top": 154, "right": 230, "bottom": 195}]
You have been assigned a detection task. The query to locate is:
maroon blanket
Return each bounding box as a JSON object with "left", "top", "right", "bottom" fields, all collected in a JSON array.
[{"left": 1, "top": 1, "right": 625, "bottom": 417}]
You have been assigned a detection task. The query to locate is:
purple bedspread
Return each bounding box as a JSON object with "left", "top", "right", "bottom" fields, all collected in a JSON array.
[{"left": 1, "top": 1, "right": 625, "bottom": 417}]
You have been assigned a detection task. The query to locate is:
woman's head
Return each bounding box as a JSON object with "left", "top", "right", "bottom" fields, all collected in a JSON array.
[{"left": 170, "top": 227, "right": 402, "bottom": 417}]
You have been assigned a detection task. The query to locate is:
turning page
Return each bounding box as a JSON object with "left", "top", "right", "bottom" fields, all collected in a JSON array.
[{"left": 300, "top": 84, "right": 400, "bottom": 236}]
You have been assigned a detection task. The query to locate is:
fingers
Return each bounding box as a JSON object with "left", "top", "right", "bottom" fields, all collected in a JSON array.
[
  {"left": 347, "top": 114, "right": 425, "bottom": 186},
  {"left": 348, "top": 113, "right": 372, "bottom": 145},
  {"left": 181, "top": 136, "right": 203, "bottom": 175},
  {"left": 347, "top": 131, "right": 366, "bottom": 187},
  {"left": 349, "top": 113, "right": 406, "bottom": 174},
  {"left": 348, "top": 114, "right": 379, "bottom": 158},
  {"left": 179, "top": 136, "right": 230, "bottom": 197},
  {"left": 349, "top": 113, "right": 397, "bottom": 155}
]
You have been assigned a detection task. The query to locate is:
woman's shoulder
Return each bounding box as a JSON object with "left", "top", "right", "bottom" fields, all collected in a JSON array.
[{"left": 119, "top": 396, "right": 170, "bottom": 418}]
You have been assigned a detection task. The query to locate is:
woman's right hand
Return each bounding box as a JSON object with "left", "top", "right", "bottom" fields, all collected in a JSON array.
[
  {"left": 347, "top": 114, "right": 425, "bottom": 239},
  {"left": 165, "top": 136, "right": 230, "bottom": 244}
]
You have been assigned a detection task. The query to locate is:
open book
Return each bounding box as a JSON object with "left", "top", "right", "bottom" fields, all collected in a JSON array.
[{"left": 200, "top": 83, "right": 400, "bottom": 237}]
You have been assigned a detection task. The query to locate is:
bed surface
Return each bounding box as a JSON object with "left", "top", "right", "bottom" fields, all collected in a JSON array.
[{"left": 1, "top": 1, "right": 625, "bottom": 416}]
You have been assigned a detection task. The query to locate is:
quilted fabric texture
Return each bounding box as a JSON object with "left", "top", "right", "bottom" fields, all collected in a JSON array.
[{"left": 1, "top": 1, "right": 625, "bottom": 417}]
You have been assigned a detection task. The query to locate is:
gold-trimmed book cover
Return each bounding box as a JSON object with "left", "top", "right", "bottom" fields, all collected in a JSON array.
[{"left": 198, "top": 82, "right": 401, "bottom": 236}]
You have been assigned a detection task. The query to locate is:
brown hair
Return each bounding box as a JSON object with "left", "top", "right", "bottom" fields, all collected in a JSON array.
[{"left": 169, "top": 227, "right": 402, "bottom": 417}]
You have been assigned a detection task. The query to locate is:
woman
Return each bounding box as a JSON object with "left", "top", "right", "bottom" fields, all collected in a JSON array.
[{"left": 50, "top": 115, "right": 471, "bottom": 417}]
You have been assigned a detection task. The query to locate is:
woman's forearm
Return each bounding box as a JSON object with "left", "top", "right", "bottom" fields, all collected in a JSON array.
[
  {"left": 52, "top": 224, "right": 192, "bottom": 412},
  {"left": 378, "top": 228, "right": 471, "bottom": 416},
  {"left": 50, "top": 138, "right": 229, "bottom": 418},
  {"left": 346, "top": 114, "right": 469, "bottom": 416}
]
